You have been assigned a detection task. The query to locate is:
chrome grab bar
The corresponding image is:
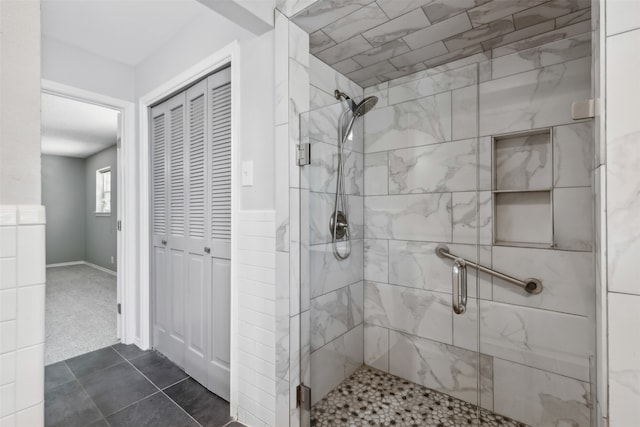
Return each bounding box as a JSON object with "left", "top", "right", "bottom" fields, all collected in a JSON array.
[
  {"left": 436, "top": 244, "right": 543, "bottom": 295},
  {"left": 452, "top": 258, "right": 467, "bottom": 314}
]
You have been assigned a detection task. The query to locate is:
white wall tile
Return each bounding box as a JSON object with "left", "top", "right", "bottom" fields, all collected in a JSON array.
[
  {"left": 606, "top": 0, "right": 640, "bottom": 36},
  {"left": 0, "top": 384, "right": 15, "bottom": 418},
  {"left": 16, "top": 226, "right": 44, "bottom": 287},
  {"left": 479, "top": 57, "right": 591, "bottom": 136},
  {"left": 606, "top": 28, "right": 640, "bottom": 296},
  {"left": 0, "top": 291, "right": 16, "bottom": 322},
  {"left": 364, "top": 92, "right": 452, "bottom": 153},
  {"left": 451, "top": 85, "right": 478, "bottom": 140},
  {"left": 480, "top": 300, "right": 592, "bottom": 381},
  {"left": 365, "top": 281, "right": 452, "bottom": 344},
  {"left": 16, "top": 206, "right": 45, "bottom": 226},
  {"left": 0, "top": 353, "right": 15, "bottom": 386},
  {"left": 452, "top": 191, "right": 492, "bottom": 245},
  {"left": 0, "top": 414, "right": 15, "bottom": 427},
  {"left": 389, "top": 331, "right": 493, "bottom": 409},
  {"left": 364, "top": 324, "right": 388, "bottom": 372},
  {"left": 554, "top": 187, "right": 593, "bottom": 251},
  {"left": 310, "top": 282, "right": 362, "bottom": 351},
  {"left": 492, "top": 246, "right": 594, "bottom": 316},
  {"left": 608, "top": 292, "right": 640, "bottom": 425},
  {"left": 364, "top": 239, "right": 388, "bottom": 283},
  {"left": 388, "top": 65, "right": 477, "bottom": 105},
  {"left": 16, "top": 285, "right": 45, "bottom": 348},
  {"left": 364, "top": 152, "right": 388, "bottom": 196},
  {"left": 310, "top": 324, "right": 363, "bottom": 405},
  {"left": 493, "top": 358, "right": 590, "bottom": 426},
  {"left": 0, "top": 229, "right": 16, "bottom": 259},
  {"left": 388, "top": 241, "right": 492, "bottom": 299},
  {"left": 0, "top": 260, "right": 17, "bottom": 291},
  {"left": 0, "top": 207, "right": 17, "bottom": 227},
  {"left": 365, "top": 193, "right": 452, "bottom": 242},
  {"left": 553, "top": 122, "right": 593, "bottom": 188},
  {"left": 15, "top": 402, "right": 42, "bottom": 427},
  {"left": 309, "top": 241, "right": 363, "bottom": 298},
  {"left": 0, "top": 322, "right": 16, "bottom": 355},
  {"left": 388, "top": 138, "right": 490, "bottom": 193}
]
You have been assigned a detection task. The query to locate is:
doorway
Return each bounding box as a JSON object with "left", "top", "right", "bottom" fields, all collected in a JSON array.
[{"left": 41, "top": 92, "right": 122, "bottom": 365}]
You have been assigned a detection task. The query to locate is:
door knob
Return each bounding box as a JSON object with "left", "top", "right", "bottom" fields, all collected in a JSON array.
[
  {"left": 204, "top": 247, "right": 211, "bottom": 254},
  {"left": 161, "top": 240, "right": 167, "bottom": 245}
]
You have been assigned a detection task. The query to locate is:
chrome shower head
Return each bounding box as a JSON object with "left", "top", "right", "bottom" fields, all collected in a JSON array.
[
  {"left": 334, "top": 89, "right": 378, "bottom": 117},
  {"left": 353, "top": 96, "right": 378, "bottom": 117}
]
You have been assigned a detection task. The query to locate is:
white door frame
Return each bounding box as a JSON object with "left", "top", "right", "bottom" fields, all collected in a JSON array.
[
  {"left": 41, "top": 79, "right": 137, "bottom": 344},
  {"left": 138, "top": 41, "right": 241, "bottom": 413}
]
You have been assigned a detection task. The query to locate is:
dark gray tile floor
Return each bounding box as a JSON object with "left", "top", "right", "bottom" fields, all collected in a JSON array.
[{"left": 45, "top": 344, "right": 243, "bottom": 427}]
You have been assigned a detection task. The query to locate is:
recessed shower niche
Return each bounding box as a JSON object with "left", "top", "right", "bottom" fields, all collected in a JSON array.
[{"left": 493, "top": 129, "right": 554, "bottom": 248}]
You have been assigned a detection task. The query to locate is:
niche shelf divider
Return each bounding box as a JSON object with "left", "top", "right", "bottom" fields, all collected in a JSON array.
[{"left": 492, "top": 128, "right": 555, "bottom": 248}]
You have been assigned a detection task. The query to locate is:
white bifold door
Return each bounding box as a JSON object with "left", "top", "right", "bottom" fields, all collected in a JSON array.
[{"left": 151, "top": 68, "right": 232, "bottom": 401}]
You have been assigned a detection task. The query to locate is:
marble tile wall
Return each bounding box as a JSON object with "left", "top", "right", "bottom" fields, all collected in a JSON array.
[
  {"left": 276, "top": 9, "right": 366, "bottom": 422},
  {"left": 362, "top": 33, "right": 595, "bottom": 427},
  {"left": 301, "top": 81, "right": 365, "bottom": 408},
  {"left": 603, "top": 2, "right": 640, "bottom": 425}
]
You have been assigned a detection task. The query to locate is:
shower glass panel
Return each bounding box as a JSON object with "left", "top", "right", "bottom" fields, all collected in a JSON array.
[
  {"left": 477, "top": 42, "right": 596, "bottom": 427},
  {"left": 299, "top": 41, "right": 597, "bottom": 424},
  {"left": 299, "top": 62, "right": 507, "bottom": 426}
]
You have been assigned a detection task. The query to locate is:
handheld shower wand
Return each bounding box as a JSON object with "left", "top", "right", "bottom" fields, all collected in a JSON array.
[{"left": 330, "top": 90, "right": 378, "bottom": 260}]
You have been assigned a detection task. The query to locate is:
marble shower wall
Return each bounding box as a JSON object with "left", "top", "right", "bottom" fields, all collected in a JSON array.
[
  {"left": 301, "top": 70, "right": 365, "bottom": 405},
  {"left": 362, "top": 33, "right": 594, "bottom": 427}
]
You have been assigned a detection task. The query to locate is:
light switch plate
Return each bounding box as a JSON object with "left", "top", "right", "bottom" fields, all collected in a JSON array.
[{"left": 242, "top": 161, "right": 254, "bottom": 186}]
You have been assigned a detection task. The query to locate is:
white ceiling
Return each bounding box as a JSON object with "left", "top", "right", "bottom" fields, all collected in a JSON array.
[
  {"left": 41, "top": 93, "right": 119, "bottom": 158},
  {"left": 41, "top": 0, "right": 210, "bottom": 66}
]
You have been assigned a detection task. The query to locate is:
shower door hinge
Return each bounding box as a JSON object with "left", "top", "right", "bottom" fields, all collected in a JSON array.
[
  {"left": 297, "top": 143, "right": 311, "bottom": 166},
  {"left": 296, "top": 384, "right": 311, "bottom": 410},
  {"left": 572, "top": 98, "right": 595, "bottom": 120},
  {"left": 117, "top": 303, "right": 121, "bottom": 314}
]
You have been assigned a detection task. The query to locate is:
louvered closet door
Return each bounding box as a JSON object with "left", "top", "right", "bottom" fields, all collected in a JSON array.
[
  {"left": 151, "top": 103, "right": 170, "bottom": 358},
  {"left": 206, "top": 69, "right": 231, "bottom": 401},
  {"left": 165, "top": 93, "right": 188, "bottom": 366},
  {"left": 151, "top": 68, "right": 232, "bottom": 401},
  {"left": 184, "top": 79, "right": 211, "bottom": 385}
]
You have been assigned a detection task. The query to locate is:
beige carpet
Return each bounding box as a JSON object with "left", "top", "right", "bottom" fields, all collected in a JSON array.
[{"left": 45, "top": 264, "right": 118, "bottom": 365}]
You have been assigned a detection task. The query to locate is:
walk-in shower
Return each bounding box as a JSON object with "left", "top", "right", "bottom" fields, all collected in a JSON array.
[{"left": 330, "top": 89, "right": 377, "bottom": 260}]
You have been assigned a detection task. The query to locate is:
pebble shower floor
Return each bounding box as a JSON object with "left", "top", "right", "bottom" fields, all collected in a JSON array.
[{"left": 311, "top": 366, "right": 527, "bottom": 427}]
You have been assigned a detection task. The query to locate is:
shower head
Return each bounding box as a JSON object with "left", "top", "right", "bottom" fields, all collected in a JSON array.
[
  {"left": 334, "top": 89, "right": 378, "bottom": 117},
  {"left": 353, "top": 96, "right": 378, "bottom": 117}
]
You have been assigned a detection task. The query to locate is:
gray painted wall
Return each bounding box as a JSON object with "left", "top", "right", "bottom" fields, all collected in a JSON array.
[
  {"left": 85, "top": 145, "right": 118, "bottom": 271},
  {"left": 42, "top": 155, "right": 86, "bottom": 264},
  {"left": 41, "top": 145, "right": 117, "bottom": 270}
]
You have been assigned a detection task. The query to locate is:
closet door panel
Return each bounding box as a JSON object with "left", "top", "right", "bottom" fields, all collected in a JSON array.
[
  {"left": 165, "top": 94, "right": 188, "bottom": 365},
  {"left": 184, "top": 79, "right": 211, "bottom": 384},
  {"left": 207, "top": 70, "right": 232, "bottom": 398},
  {"left": 151, "top": 104, "right": 171, "bottom": 359}
]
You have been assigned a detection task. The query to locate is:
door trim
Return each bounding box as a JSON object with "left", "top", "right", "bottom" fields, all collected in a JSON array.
[
  {"left": 41, "top": 79, "right": 137, "bottom": 344},
  {"left": 138, "top": 40, "right": 241, "bottom": 415}
]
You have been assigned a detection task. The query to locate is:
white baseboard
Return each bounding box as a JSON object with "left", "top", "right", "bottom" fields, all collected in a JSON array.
[
  {"left": 84, "top": 262, "right": 117, "bottom": 276},
  {"left": 46, "top": 261, "right": 85, "bottom": 268},
  {"left": 46, "top": 260, "right": 117, "bottom": 276}
]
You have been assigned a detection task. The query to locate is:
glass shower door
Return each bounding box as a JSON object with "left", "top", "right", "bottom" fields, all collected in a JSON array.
[
  {"left": 476, "top": 39, "right": 596, "bottom": 427},
  {"left": 300, "top": 61, "right": 490, "bottom": 426}
]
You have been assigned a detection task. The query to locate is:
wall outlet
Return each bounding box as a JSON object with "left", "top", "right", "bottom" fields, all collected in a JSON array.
[{"left": 111, "top": 256, "right": 115, "bottom": 264}]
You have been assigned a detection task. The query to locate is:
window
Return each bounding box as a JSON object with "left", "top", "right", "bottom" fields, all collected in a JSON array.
[{"left": 96, "top": 167, "right": 112, "bottom": 214}]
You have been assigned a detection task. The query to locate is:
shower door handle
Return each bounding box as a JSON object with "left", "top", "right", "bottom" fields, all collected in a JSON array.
[{"left": 452, "top": 258, "right": 467, "bottom": 315}]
